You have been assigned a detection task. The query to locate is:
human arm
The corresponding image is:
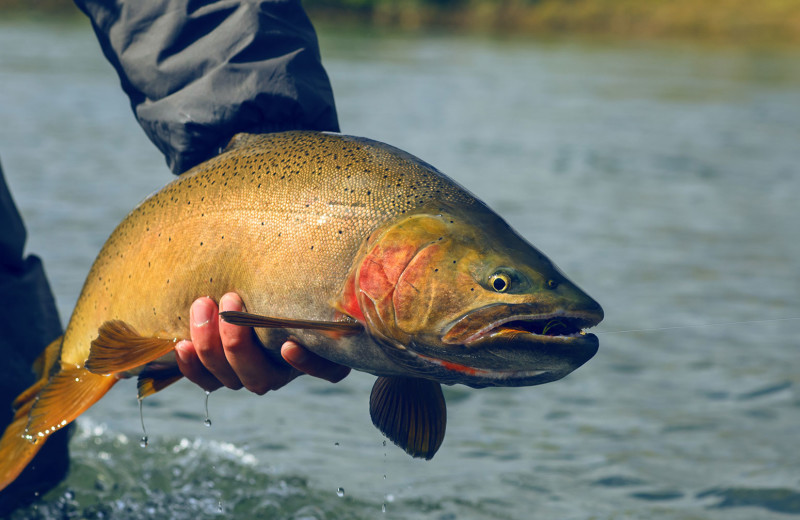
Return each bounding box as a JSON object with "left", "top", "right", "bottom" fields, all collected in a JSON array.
[{"left": 75, "top": 0, "right": 348, "bottom": 391}]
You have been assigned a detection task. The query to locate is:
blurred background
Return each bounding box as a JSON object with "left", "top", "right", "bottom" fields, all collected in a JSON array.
[{"left": 1, "top": 1, "right": 799, "bottom": 519}]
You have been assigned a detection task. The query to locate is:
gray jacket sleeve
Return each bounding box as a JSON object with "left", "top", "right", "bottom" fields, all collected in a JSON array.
[{"left": 74, "top": 0, "right": 339, "bottom": 174}]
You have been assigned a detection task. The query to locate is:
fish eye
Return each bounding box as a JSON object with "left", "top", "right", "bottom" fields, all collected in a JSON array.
[
  {"left": 546, "top": 279, "right": 559, "bottom": 290},
  {"left": 489, "top": 272, "right": 511, "bottom": 293}
]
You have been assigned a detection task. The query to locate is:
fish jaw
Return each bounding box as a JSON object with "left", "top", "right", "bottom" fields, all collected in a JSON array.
[{"left": 393, "top": 304, "right": 602, "bottom": 388}]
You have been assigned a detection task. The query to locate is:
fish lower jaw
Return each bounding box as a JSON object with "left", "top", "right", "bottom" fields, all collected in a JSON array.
[
  {"left": 411, "top": 350, "right": 549, "bottom": 382},
  {"left": 461, "top": 314, "right": 596, "bottom": 346}
]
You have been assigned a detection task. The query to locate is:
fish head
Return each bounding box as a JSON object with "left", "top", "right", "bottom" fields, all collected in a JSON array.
[{"left": 339, "top": 202, "right": 604, "bottom": 388}]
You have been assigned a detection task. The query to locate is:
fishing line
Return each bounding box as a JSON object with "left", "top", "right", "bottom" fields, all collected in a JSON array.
[{"left": 595, "top": 317, "right": 800, "bottom": 335}]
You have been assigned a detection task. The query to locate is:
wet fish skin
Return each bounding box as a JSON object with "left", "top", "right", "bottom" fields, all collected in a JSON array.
[{"left": 0, "top": 130, "right": 602, "bottom": 487}]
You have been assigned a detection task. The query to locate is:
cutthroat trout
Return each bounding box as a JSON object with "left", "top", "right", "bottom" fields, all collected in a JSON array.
[{"left": 0, "top": 131, "right": 602, "bottom": 490}]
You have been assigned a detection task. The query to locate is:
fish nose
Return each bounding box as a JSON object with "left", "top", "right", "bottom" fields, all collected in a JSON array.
[
  {"left": 564, "top": 288, "right": 604, "bottom": 327},
  {"left": 584, "top": 297, "right": 604, "bottom": 324}
]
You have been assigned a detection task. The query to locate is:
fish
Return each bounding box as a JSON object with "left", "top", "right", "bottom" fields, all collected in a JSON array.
[{"left": 0, "top": 131, "right": 603, "bottom": 491}]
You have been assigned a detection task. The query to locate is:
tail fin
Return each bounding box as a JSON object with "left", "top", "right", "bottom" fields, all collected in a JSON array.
[
  {"left": 0, "top": 337, "right": 117, "bottom": 492},
  {"left": 0, "top": 398, "right": 44, "bottom": 492}
]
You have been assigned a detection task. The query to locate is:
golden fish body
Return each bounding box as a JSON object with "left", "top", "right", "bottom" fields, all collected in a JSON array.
[
  {"left": 0, "top": 131, "right": 602, "bottom": 490},
  {"left": 63, "top": 131, "right": 480, "bottom": 374}
]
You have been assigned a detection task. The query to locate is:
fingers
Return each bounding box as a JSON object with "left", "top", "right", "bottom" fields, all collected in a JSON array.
[
  {"left": 281, "top": 341, "right": 351, "bottom": 383},
  {"left": 188, "top": 296, "right": 243, "bottom": 390},
  {"left": 176, "top": 297, "right": 242, "bottom": 391},
  {"left": 176, "top": 293, "right": 351, "bottom": 395},
  {"left": 175, "top": 339, "right": 222, "bottom": 392},
  {"left": 217, "top": 293, "right": 295, "bottom": 395}
]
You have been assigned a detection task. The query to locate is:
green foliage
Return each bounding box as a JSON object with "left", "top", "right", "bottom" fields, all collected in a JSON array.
[{"left": 303, "top": 0, "right": 800, "bottom": 42}]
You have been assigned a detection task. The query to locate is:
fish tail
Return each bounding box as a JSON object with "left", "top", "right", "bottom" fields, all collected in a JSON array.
[
  {"left": 0, "top": 337, "right": 117, "bottom": 492},
  {"left": 0, "top": 397, "right": 45, "bottom": 492}
]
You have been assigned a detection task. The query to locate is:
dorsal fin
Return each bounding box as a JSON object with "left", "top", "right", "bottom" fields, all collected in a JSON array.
[
  {"left": 369, "top": 376, "right": 447, "bottom": 460},
  {"left": 85, "top": 320, "right": 179, "bottom": 375},
  {"left": 223, "top": 132, "right": 264, "bottom": 153}
]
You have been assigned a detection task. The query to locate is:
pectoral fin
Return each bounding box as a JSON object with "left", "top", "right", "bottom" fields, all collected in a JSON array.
[
  {"left": 369, "top": 376, "right": 447, "bottom": 460},
  {"left": 86, "top": 320, "right": 179, "bottom": 375},
  {"left": 220, "top": 311, "right": 363, "bottom": 338}
]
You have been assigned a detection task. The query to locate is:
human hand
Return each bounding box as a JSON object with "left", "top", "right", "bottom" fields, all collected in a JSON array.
[{"left": 175, "top": 292, "right": 351, "bottom": 394}]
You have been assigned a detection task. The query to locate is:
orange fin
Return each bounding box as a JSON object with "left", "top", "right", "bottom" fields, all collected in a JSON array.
[
  {"left": 0, "top": 399, "right": 43, "bottom": 492},
  {"left": 369, "top": 376, "right": 447, "bottom": 460},
  {"left": 137, "top": 364, "right": 184, "bottom": 399},
  {"left": 13, "top": 336, "right": 63, "bottom": 411},
  {"left": 11, "top": 378, "right": 46, "bottom": 413},
  {"left": 220, "top": 311, "right": 363, "bottom": 338},
  {"left": 31, "top": 335, "right": 63, "bottom": 379},
  {"left": 24, "top": 367, "right": 116, "bottom": 441},
  {"left": 85, "top": 320, "right": 179, "bottom": 375}
]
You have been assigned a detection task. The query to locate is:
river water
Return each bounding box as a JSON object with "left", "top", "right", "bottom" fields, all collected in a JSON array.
[{"left": 1, "top": 18, "right": 799, "bottom": 520}]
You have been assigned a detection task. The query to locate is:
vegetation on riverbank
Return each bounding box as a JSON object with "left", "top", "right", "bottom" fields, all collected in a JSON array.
[{"left": 3, "top": 0, "right": 800, "bottom": 44}]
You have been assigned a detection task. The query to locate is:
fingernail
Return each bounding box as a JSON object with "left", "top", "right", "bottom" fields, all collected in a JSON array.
[
  {"left": 219, "top": 292, "right": 242, "bottom": 313},
  {"left": 174, "top": 340, "right": 191, "bottom": 362},
  {"left": 283, "top": 342, "right": 307, "bottom": 364},
  {"left": 191, "top": 299, "right": 213, "bottom": 327}
]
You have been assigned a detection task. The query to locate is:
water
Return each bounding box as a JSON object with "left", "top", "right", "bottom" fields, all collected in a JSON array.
[{"left": 2, "top": 18, "right": 799, "bottom": 520}]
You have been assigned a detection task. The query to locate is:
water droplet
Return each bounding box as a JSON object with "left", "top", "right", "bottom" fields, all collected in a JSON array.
[
  {"left": 203, "top": 390, "right": 212, "bottom": 427},
  {"left": 382, "top": 503, "right": 386, "bottom": 513},
  {"left": 336, "top": 487, "right": 345, "bottom": 497},
  {"left": 217, "top": 501, "right": 224, "bottom": 513},
  {"left": 334, "top": 442, "right": 340, "bottom": 447},
  {"left": 382, "top": 440, "right": 387, "bottom": 447},
  {"left": 383, "top": 474, "right": 387, "bottom": 480},
  {"left": 138, "top": 398, "right": 148, "bottom": 447}
]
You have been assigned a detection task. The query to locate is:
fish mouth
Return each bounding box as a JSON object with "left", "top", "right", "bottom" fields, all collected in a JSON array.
[
  {"left": 458, "top": 314, "right": 595, "bottom": 345},
  {"left": 442, "top": 304, "right": 603, "bottom": 346},
  {"left": 396, "top": 304, "right": 602, "bottom": 388}
]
